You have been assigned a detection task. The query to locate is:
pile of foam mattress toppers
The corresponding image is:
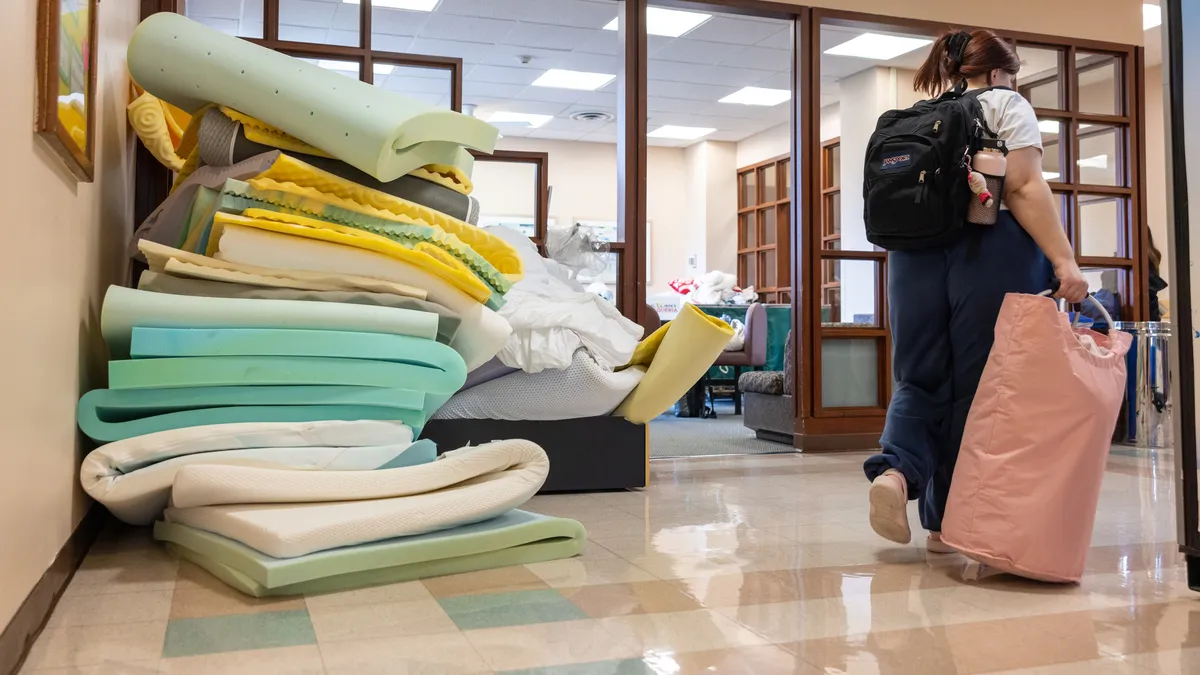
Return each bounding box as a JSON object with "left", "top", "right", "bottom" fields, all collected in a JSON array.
[{"left": 75, "top": 13, "right": 734, "bottom": 597}]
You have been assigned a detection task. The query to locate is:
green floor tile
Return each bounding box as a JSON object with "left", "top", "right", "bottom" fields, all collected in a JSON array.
[
  {"left": 438, "top": 589, "right": 588, "bottom": 630},
  {"left": 500, "top": 660, "right": 651, "bottom": 675},
  {"left": 161, "top": 609, "right": 317, "bottom": 658}
]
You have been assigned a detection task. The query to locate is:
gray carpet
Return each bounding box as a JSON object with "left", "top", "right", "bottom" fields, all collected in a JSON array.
[{"left": 650, "top": 402, "right": 796, "bottom": 458}]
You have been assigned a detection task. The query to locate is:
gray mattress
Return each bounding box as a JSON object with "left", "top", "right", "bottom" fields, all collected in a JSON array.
[{"left": 433, "top": 349, "right": 644, "bottom": 421}]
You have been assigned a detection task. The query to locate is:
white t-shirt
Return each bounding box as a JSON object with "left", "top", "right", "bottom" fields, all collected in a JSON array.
[{"left": 974, "top": 88, "right": 1043, "bottom": 153}]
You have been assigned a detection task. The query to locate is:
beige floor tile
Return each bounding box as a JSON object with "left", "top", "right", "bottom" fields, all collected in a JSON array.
[
  {"left": 463, "top": 619, "right": 642, "bottom": 671},
  {"left": 420, "top": 565, "right": 548, "bottom": 598},
  {"left": 1129, "top": 647, "right": 1200, "bottom": 675},
  {"left": 1077, "top": 600, "right": 1200, "bottom": 659},
  {"left": 307, "top": 598, "right": 457, "bottom": 643},
  {"left": 22, "top": 622, "right": 167, "bottom": 671},
  {"left": 319, "top": 631, "right": 491, "bottom": 674},
  {"left": 987, "top": 656, "right": 1159, "bottom": 674},
  {"left": 560, "top": 580, "right": 704, "bottom": 617},
  {"left": 158, "top": 646, "right": 325, "bottom": 674},
  {"left": 303, "top": 581, "right": 432, "bottom": 610},
  {"left": 46, "top": 590, "right": 173, "bottom": 628},
  {"left": 19, "top": 661, "right": 160, "bottom": 675},
  {"left": 64, "top": 550, "right": 179, "bottom": 597},
  {"left": 170, "top": 562, "right": 305, "bottom": 619},
  {"left": 599, "top": 608, "right": 770, "bottom": 653},
  {"left": 525, "top": 557, "right": 657, "bottom": 588},
  {"left": 651, "top": 645, "right": 820, "bottom": 674}
]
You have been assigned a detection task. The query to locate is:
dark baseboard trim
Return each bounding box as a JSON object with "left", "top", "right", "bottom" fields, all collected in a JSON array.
[
  {"left": 794, "top": 431, "right": 882, "bottom": 453},
  {"left": 0, "top": 505, "right": 107, "bottom": 675}
]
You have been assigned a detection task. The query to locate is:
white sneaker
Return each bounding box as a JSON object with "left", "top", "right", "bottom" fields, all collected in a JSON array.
[{"left": 869, "top": 470, "right": 911, "bottom": 544}]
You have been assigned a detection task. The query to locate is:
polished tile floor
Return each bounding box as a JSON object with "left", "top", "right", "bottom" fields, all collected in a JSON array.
[{"left": 21, "top": 448, "right": 1197, "bottom": 674}]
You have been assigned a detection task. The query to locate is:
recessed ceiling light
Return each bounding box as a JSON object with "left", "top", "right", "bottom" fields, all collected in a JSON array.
[
  {"left": 1037, "top": 120, "right": 1061, "bottom": 135},
  {"left": 824, "top": 33, "right": 933, "bottom": 60},
  {"left": 603, "top": 7, "right": 712, "bottom": 38},
  {"left": 532, "top": 69, "right": 616, "bottom": 91},
  {"left": 373, "top": 64, "right": 395, "bottom": 76},
  {"left": 1078, "top": 154, "right": 1109, "bottom": 169},
  {"left": 342, "top": 0, "right": 441, "bottom": 10},
  {"left": 1143, "top": 3, "right": 1162, "bottom": 30},
  {"left": 719, "top": 86, "right": 791, "bottom": 106},
  {"left": 648, "top": 125, "right": 715, "bottom": 140},
  {"left": 486, "top": 111, "right": 553, "bottom": 129},
  {"left": 1042, "top": 171, "right": 1061, "bottom": 181},
  {"left": 317, "top": 60, "right": 359, "bottom": 74}
]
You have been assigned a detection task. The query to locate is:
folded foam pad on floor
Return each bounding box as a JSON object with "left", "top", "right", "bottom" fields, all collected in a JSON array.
[
  {"left": 154, "top": 510, "right": 585, "bottom": 597},
  {"left": 139, "top": 240, "right": 426, "bottom": 300},
  {"left": 85, "top": 437, "right": 433, "bottom": 526},
  {"left": 77, "top": 385, "right": 427, "bottom": 443},
  {"left": 182, "top": 177, "right": 510, "bottom": 296},
  {"left": 216, "top": 225, "right": 511, "bottom": 372},
  {"left": 434, "top": 348, "right": 645, "bottom": 421},
  {"left": 616, "top": 303, "right": 736, "bottom": 424},
  {"left": 249, "top": 155, "right": 520, "bottom": 278},
  {"left": 126, "top": 13, "right": 497, "bottom": 182},
  {"left": 101, "top": 285, "right": 437, "bottom": 359},
  {"left": 129, "top": 328, "right": 466, "bottom": 383},
  {"left": 209, "top": 211, "right": 495, "bottom": 303},
  {"left": 166, "top": 440, "right": 549, "bottom": 558},
  {"left": 197, "top": 111, "right": 480, "bottom": 222},
  {"left": 137, "top": 272, "right": 460, "bottom": 345}
]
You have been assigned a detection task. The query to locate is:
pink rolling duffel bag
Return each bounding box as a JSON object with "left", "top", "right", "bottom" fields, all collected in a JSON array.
[{"left": 941, "top": 291, "right": 1131, "bottom": 583}]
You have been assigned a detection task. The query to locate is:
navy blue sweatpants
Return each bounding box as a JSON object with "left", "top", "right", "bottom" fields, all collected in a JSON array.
[{"left": 863, "top": 212, "right": 1053, "bottom": 532}]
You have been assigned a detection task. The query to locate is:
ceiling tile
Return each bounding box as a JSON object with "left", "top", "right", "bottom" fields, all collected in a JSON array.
[
  {"left": 651, "top": 39, "right": 745, "bottom": 66},
  {"left": 418, "top": 13, "right": 517, "bottom": 41},
  {"left": 463, "top": 81, "right": 528, "bottom": 101},
  {"left": 372, "top": 34, "right": 414, "bottom": 52},
  {"left": 649, "top": 61, "right": 772, "bottom": 87},
  {"left": 279, "top": 0, "right": 337, "bottom": 28},
  {"left": 408, "top": 38, "right": 493, "bottom": 62},
  {"left": 478, "top": 44, "right": 570, "bottom": 70},
  {"left": 754, "top": 72, "right": 793, "bottom": 89},
  {"left": 517, "top": 86, "right": 591, "bottom": 105},
  {"left": 437, "top": 0, "right": 530, "bottom": 19},
  {"left": 756, "top": 26, "right": 792, "bottom": 50},
  {"left": 554, "top": 52, "right": 619, "bottom": 74},
  {"left": 185, "top": 0, "right": 242, "bottom": 19},
  {"left": 370, "top": 8, "right": 429, "bottom": 37},
  {"left": 648, "top": 80, "right": 733, "bottom": 101},
  {"left": 381, "top": 75, "right": 453, "bottom": 96},
  {"left": 330, "top": 3, "right": 360, "bottom": 30},
  {"left": 327, "top": 29, "right": 358, "bottom": 46},
  {"left": 278, "top": 25, "right": 329, "bottom": 43},
  {"left": 527, "top": 129, "right": 590, "bottom": 141},
  {"left": 719, "top": 46, "right": 791, "bottom": 71},
  {"left": 519, "top": 0, "right": 616, "bottom": 29},
  {"left": 501, "top": 23, "right": 597, "bottom": 51},
  {"left": 467, "top": 64, "right": 543, "bottom": 85},
  {"left": 684, "top": 16, "right": 788, "bottom": 45}
]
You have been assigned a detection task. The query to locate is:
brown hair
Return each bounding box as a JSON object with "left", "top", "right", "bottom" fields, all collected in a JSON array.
[
  {"left": 913, "top": 29, "right": 1022, "bottom": 97},
  {"left": 1147, "top": 229, "right": 1163, "bottom": 271}
]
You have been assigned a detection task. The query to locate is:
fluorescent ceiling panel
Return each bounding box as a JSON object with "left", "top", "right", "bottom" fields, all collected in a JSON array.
[
  {"left": 317, "top": 60, "right": 358, "bottom": 74},
  {"left": 486, "top": 111, "right": 553, "bottom": 129},
  {"left": 342, "top": 0, "right": 440, "bottom": 10},
  {"left": 532, "top": 69, "right": 616, "bottom": 91},
  {"left": 1042, "top": 171, "right": 1061, "bottom": 181},
  {"left": 719, "top": 86, "right": 791, "bottom": 106},
  {"left": 1077, "top": 155, "right": 1110, "bottom": 169},
  {"left": 1038, "top": 120, "right": 1062, "bottom": 135},
  {"left": 603, "top": 7, "right": 712, "bottom": 37},
  {"left": 1143, "top": 3, "right": 1162, "bottom": 30},
  {"left": 648, "top": 125, "right": 715, "bottom": 140},
  {"left": 825, "top": 33, "right": 933, "bottom": 60}
]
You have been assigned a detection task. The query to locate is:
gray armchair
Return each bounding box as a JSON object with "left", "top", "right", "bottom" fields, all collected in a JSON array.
[
  {"left": 739, "top": 329, "right": 794, "bottom": 444},
  {"left": 710, "top": 303, "right": 767, "bottom": 415}
]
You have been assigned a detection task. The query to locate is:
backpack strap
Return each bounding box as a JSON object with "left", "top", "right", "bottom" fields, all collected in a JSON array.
[{"left": 960, "top": 87, "right": 1006, "bottom": 140}]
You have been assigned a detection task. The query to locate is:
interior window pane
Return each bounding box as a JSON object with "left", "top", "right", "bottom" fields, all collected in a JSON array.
[
  {"left": 761, "top": 208, "right": 777, "bottom": 246},
  {"left": 1017, "top": 46, "right": 1064, "bottom": 109},
  {"left": 760, "top": 166, "right": 777, "bottom": 202},
  {"left": 373, "top": 63, "right": 452, "bottom": 108},
  {"left": 279, "top": 0, "right": 359, "bottom": 46},
  {"left": 1081, "top": 267, "right": 1130, "bottom": 320},
  {"left": 1078, "top": 124, "right": 1123, "bottom": 187},
  {"left": 822, "top": 259, "right": 878, "bottom": 327},
  {"left": 183, "top": 0, "right": 264, "bottom": 38},
  {"left": 1038, "top": 119, "right": 1065, "bottom": 182},
  {"left": 743, "top": 171, "right": 757, "bottom": 207},
  {"left": 822, "top": 339, "right": 880, "bottom": 407},
  {"left": 741, "top": 212, "right": 757, "bottom": 249},
  {"left": 299, "top": 57, "right": 361, "bottom": 80},
  {"left": 1076, "top": 52, "right": 1123, "bottom": 116},
  {"left": 1079, "top": 195, "right": 1128, "bottom": 258}
]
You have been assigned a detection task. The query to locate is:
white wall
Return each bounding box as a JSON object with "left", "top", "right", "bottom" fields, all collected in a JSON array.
[
  {"left": 1, "top": 0, "right": 137, "bottom": 631},
  {"left": 735, "top": 104, "right": 841, "bottom": 169}
]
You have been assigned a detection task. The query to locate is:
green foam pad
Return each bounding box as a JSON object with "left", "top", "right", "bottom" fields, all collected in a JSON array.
[
  {"left": 101, "top": 286, "right": 439, "bottom": 359},
  {"left": 377, "top": 439, "right": 437, "bottom": 470},
  {"left": 127, "top": 13, "right": 498, "bottom": 182},
  {"left": 129, "top": 328, "right": 466, "bottom": 386},
  {"left": 205, "top": 180, "right": 510, "bottom": 296},
  {"left": 77, "top": 385, "right": 426, "bottom": 443},
  {"left": 154, "top": 510, "right": 586, "bottom": 597}
]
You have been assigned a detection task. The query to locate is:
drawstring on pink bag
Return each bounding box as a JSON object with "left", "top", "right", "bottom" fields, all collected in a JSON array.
[{"left": 941, "top": 291, "right": 1131, "bottom": 583}]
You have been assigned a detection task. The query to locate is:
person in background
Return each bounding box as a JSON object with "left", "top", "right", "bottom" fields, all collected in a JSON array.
[
  {"left": 1148, "top": 230, "right": 1167, "bottom": 322},
  {"left": 864, "top": 29, "right": 1090, "bottom": 552}
]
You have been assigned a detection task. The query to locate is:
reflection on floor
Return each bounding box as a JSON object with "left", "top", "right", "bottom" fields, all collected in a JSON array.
[
  {"left": 21, "top": 447, "right": 1195, "bottom": 674},
  {"left": 650, "top": 400, "right": 794, "bottom": 458}
]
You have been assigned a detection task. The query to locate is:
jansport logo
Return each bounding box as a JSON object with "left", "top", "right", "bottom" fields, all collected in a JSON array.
[{"left": 881, "top": 154, "right": 912, "bottom": 170}]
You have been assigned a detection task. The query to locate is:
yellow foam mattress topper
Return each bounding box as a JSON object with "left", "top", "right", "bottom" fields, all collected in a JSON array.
[
  {"left": 250, "top": 155, "right": 522, "bottom": 279},
  {"left": 208, "top": 211, "right": 492, "bottom": 303},
  {"left": 616, "top": 303, "right": 735, "bottom": 424},
  {"left": 128, "top": 90, "right": 189, "bottom": 172},
  {"left": 138, "top": 240, "right": 427, "bottom": 300}
]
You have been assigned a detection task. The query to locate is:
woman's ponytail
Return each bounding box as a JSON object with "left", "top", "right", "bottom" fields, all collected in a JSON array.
[
  {"left": 913, "top": 33, "right": 958, "bottom": 97},
  {"left": 913, "top": 29, "right": 1022, "bottom": 97}
]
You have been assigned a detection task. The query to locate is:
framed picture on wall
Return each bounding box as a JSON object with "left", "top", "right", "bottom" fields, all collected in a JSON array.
[{"left": 36, "top": 0, "right": 98, "bottom": 182}]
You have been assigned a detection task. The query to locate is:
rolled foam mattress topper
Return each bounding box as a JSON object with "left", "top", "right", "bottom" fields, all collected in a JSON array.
[
  {"left": 100, "top": 285, "right": 438, "bottom": 358},
  {"left": 126, "top": 13, "right": 498, "bottom": 182},
  {"left": 165, "top": 439, "right": 550, "bottom": 558},
  {"left": 155, "top": 510, "right": 585, "bottom": 597}
]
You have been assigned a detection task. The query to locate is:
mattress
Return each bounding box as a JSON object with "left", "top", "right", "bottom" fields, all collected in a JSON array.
[
  {"left": 101, "top": 285, "right": 438, "bottom": 358},
  {"left": 126, "top": 13, "right": 496, "bottom": 182},
  {"left": 77, "top": 385, "right": 427, "bottom": 443},
  {"left": 85, "top": 440, "right": 433, "bottom": 526},
  {"left": 433, "top": 349, "right": 645, "bottom": 421},
  {"left": 197, "top": 110, "right": 481, "bottom": 223},
  {"left": 165, "top": 440, "right": 550, "bottom": 558},
  {"left": 140, "top": 240, "right": 427, "bottom": 300},
  {"left": 215, "top": 224, "right": 511, "bottom": 371},
  {"left": 155, "top": 510, "right": 585, "bottom": 597},
  {"left": 137, "top": 271, "right": 461, "bottom": 345}
]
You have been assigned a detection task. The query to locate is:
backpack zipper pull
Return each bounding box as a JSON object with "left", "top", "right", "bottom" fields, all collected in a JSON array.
[
  {"left": 915, "top": 171, "right": 926, "bottom": 203},
  {"left": 933, "top": 120, "right": 942, "bottom": 133}
]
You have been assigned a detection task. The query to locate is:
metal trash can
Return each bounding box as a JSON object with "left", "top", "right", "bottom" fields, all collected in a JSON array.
[{"left": 1114, "top": 321, "right": 1173, "bottom": 448}]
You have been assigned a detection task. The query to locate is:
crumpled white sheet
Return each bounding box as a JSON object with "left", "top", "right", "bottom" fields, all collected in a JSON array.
[{"left": 488, "top": 226, "right": 644, "bottom": 373}]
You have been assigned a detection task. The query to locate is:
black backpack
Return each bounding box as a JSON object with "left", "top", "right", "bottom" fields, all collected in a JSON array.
[{"left": 863, "top": 86, "right": 1004, "bottom": 251}]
